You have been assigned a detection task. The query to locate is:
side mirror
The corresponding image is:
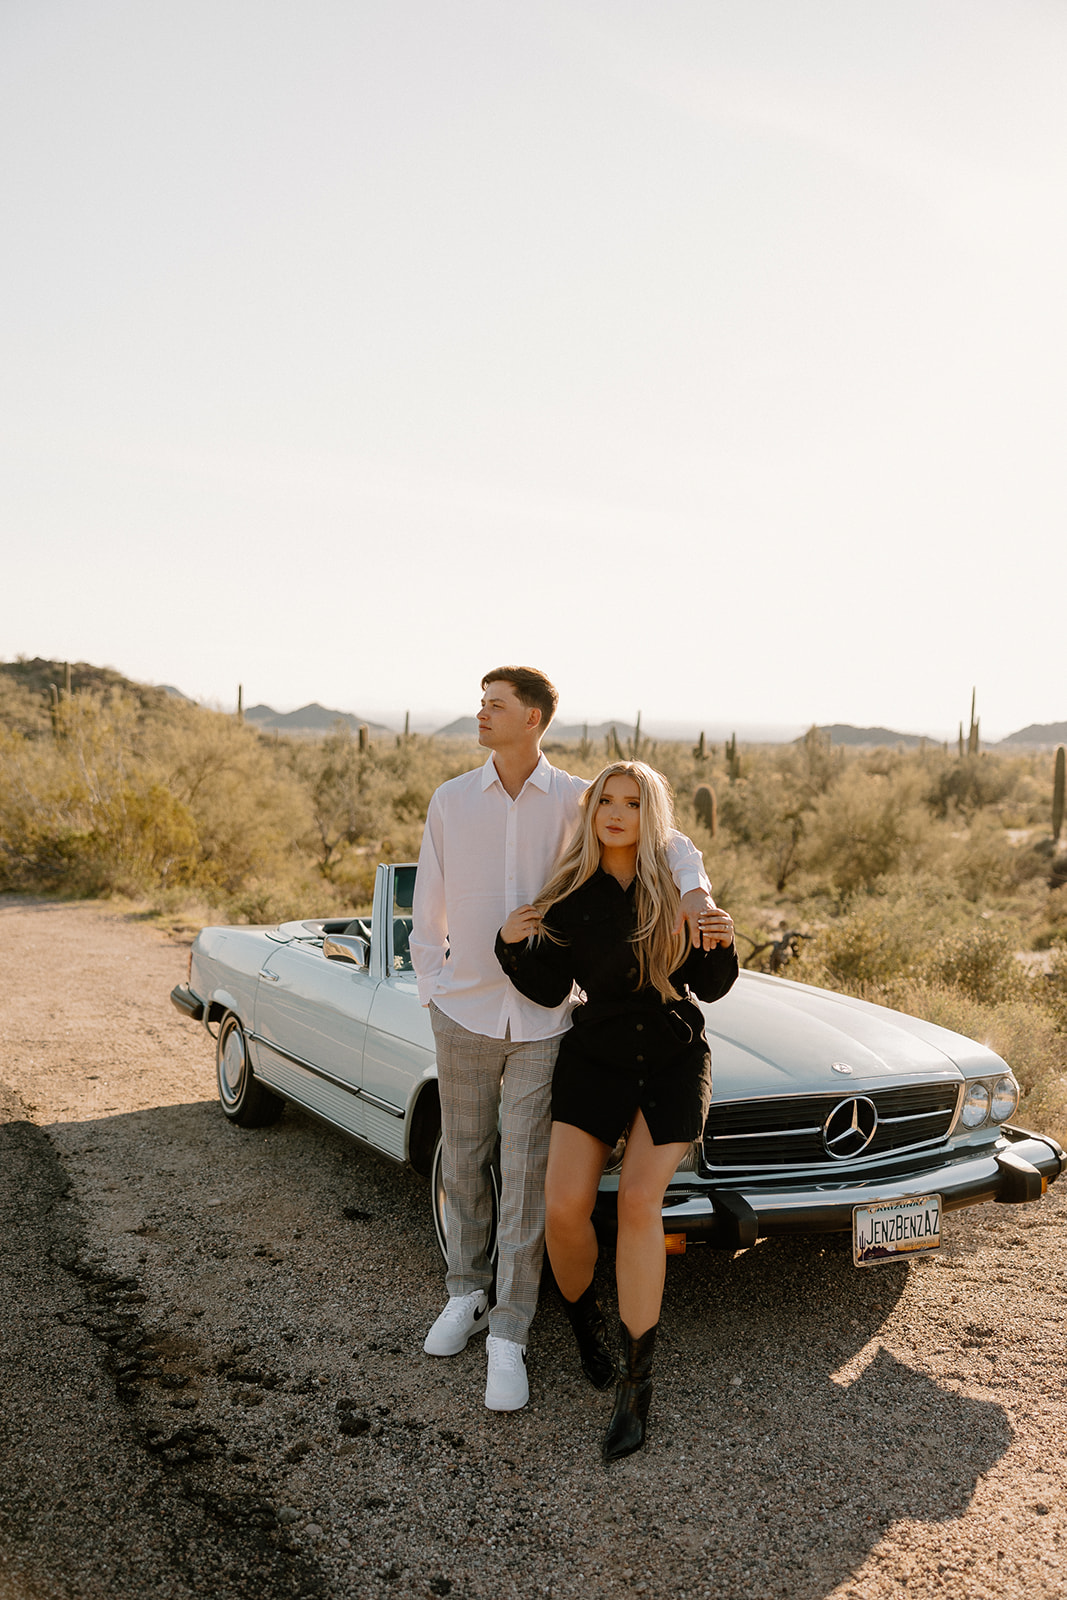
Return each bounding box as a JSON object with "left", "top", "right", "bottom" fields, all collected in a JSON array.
[{"left": 323, "top": 933, "right": 370, "bottom": 969}]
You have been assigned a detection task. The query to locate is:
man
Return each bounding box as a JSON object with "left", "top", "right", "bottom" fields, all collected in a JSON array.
[{"left": 410, "top": 667, "right": 718, "bottom": 1411}]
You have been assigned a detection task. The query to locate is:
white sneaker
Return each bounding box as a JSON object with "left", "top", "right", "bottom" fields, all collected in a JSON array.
[
  {"left": 423, "top": 1290, "right": 490, "bottom": 1356},
  {"left": 485, "top": 1335, "right": 529, "bottom": 1411}
]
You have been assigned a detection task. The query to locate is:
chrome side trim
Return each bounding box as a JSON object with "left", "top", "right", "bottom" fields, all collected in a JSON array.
[{"left": 248, "top": 1032, "right": 405, "bottom": 1119}]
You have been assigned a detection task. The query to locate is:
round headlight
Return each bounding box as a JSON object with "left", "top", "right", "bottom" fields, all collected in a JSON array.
[
  {"left": 961, "top": 1081, "right": 991, "bottom": 1128},
  {"left": 990, "top": 1075, "right": 1019, "bottom": 1123}
]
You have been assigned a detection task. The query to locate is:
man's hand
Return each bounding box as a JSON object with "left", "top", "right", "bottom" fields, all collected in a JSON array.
[
  {"left": 676, "top": 888, "right": 734, "bottom": 949},
  {"left": 500, "top": 905, "right": 542, "bottom": 944}
]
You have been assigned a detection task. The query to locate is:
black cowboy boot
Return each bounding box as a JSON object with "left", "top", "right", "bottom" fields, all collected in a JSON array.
[
  {"left": 602, "top": 1321, "right": 658, "bottom": 1462},
  {"left": 562, "top": 1283, "right": 615, "bottom": 1390}
]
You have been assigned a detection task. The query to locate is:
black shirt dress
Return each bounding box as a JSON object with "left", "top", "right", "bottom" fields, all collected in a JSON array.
[{"left": 494, "top": 869, "right": 739, "bottom": 1148}]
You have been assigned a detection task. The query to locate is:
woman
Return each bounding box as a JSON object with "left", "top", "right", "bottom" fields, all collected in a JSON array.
[{"left": 495, "top": 761, "right": 737, "bottom": 1461}]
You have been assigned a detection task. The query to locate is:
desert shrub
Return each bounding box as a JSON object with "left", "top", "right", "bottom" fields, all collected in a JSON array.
[
  {"left": 924, "top": 751, "right": 1023, "bottom": 819},
  {"left": 1033, "top": 885, "right": 1067, "bottom": 950},
  {"left": 0, "top": 698, "right": 201, "bottom": 895},
  {"left": 878, "top": 980, "right": 1067, "bottom": 1147},
  {"left": 0, "top": 675, "right": 50, "bottom": 738},
  {"left": 794, "top": 875, "right": 988, "bottom": 992},
  {"left": 802, "top": 766, "right": 935, "bottom": 895},
  {"left": 948, "top": 814, "right": 1046, "bottom": 901},
  {"left": 928, "top": 923, "right": 1028, "bottom": 1005},
  {"left": 150, "top": 708, "right": 313, "bottom": 895},
  {"left": 717, "top": 768, "right": 808, "bottom": 893}
]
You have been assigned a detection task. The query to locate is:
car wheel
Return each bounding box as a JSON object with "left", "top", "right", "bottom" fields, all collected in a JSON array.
[
  {"left": 215, "top": 1013, "right": 284, "bottom": 1128},
  {"left": 429, "top": 1131, "right": 500, "bottom": 1268}
]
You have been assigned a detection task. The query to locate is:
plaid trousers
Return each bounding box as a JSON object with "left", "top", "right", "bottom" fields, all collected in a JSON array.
[{"left": 429, "top": 1003, "right": 559, "bottom": 1344}]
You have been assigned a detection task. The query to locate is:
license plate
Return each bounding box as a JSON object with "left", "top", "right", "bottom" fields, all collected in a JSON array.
[{"left": 853, "top": 1193, "right": 941, "bottom": 1266}]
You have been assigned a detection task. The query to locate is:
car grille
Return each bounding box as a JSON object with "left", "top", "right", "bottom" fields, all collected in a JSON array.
[{"left": 703, "top": 1083, "right": 960, "bottom": 1169}]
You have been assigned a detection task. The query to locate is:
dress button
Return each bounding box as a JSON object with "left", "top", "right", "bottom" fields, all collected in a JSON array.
[
  {"left": 636, "top": 1055, "right": 644, "bottom": 1063},
  {"left": 635, "top": 1023, "right": 643, "bottom": 1032}
]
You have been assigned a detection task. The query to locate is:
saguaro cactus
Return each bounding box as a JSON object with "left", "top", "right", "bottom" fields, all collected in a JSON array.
[
  {"left": 693, "top": 731, "right": 707, "bottom": 763},
  {"left": 694, "top": 784, "right": 717, "bottom": 837},
  {"left": 725, "top": 732, "right": 741, "bottom": 782},
  {"left": 966, "top": 688, "right": 979, "bottom": 757},
  {"left": 1054, "top": 746, "right": 1065, "bottom": 845}
]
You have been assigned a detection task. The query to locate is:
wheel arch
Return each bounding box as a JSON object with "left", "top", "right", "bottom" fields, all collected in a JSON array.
[
  {"left": 205, "top": 991, "right": 243, "bottom": 1038},
  {"left": 407, "top": 1078, "right": 441, "bottom": 1177}
]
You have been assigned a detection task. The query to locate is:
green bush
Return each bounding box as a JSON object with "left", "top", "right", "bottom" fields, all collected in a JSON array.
[
  {"left": 929, "top": 923, "right": 1028, "bottom": 1005},
  {"left": 802, "top": 767, "right": 938, "bottom": 895}
]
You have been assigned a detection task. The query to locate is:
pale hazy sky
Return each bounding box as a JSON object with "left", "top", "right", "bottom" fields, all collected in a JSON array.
[{"left": 3, "top": 1, "right": 1065, "bottom": 738}]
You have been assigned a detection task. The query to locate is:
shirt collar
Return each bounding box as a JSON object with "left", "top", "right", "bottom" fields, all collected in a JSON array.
[{"left": 481, "top": 751, "right": 554, "bottom": 795}]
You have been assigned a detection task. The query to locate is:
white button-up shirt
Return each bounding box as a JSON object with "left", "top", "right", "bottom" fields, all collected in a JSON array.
[{"left": 410, "top": 752, "right": 709, "bottom": 1042}]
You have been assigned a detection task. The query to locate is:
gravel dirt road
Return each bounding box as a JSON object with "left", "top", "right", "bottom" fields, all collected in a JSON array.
[{"left": 1, "top": 896, "right": 1064, "bottom": 1600}]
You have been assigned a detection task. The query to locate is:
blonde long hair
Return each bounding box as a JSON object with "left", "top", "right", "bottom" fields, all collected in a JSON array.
[{"left": 533, "top": 761, "right": 689, "bottom": 1001}]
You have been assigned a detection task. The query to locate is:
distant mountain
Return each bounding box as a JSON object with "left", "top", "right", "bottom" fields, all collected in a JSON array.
[
  {"left": 244, "top": 702, "right": 392, "bottom": 736},
  {"left": 998, "top": 722, "right": 1067, "bottom": 748},
  {"left": 434, "top": 716, "right": 637, "bottom": 741},
  {"left": 0, "top": 656, "right": 175, "bottom": 713},
  {"left": 552, "top": 721, "right": 637, "bottom": 742},
  {"left": 809, "top": 724, "right": 928, "bottom": 748}
]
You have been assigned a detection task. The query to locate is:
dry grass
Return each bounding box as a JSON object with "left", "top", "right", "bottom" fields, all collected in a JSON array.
[{"left": 2, "top": 690, "right": 1064, "bottom": 1141}]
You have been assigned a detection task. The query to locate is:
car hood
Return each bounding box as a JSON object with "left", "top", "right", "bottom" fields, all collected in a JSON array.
[{"left": 701, "top": 970, "right": 1008, "bottom": 1101}]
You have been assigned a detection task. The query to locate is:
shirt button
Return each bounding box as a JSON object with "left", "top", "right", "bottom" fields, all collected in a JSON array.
[
  {"left": 635, "top": 1023, "right": 643, "bottom": 1032},
  {"left": 637, "top": 1078, "right": 644, "bottom": 1087},
  {"left": 636, "top": 1055, "right": 644, "bottom": 1063}
]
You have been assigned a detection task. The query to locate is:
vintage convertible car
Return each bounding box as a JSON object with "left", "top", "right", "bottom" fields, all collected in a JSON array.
[{"left": 171, "top": 862, "right": 1064, "bottom": 1267}]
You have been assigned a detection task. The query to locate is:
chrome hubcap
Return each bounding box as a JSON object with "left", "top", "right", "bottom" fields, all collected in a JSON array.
[{"left": 220, "top": 1027, "right": 245, "bottom": 1103}]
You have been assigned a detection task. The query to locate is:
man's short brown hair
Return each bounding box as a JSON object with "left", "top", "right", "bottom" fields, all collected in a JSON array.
[{"left": 481, "top": 666, "right": 559, "bottom": 732}]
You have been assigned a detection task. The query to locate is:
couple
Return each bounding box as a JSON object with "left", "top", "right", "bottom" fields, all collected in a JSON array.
[{"left": 410, "top": 667, "right": 736, "bottom": 1460}]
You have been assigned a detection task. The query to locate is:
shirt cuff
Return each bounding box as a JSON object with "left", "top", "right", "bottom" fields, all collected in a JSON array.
[
  {"left": 416, "top": 973, "right": 440, "bottom": 1006},
  {"left": 677, "top": 870, "right": 711, "bottom": 896}
]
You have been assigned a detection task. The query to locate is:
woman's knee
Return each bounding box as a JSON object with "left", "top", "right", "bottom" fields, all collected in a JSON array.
[
  {"left": 616, "top": 1179, "right": 666, "bottom": 1232},
  {"left": 545, "top": 1187, "right": 591, "bottom": 1239}
]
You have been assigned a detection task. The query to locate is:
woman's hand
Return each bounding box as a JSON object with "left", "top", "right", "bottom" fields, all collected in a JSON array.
[
  {"left": 696, "top": 907, "right": 734, "bottom": 949},
  {"left": 676, "top": 889, "right": 734, "bottom": 948},
  {"left": 499, "top": 905, "right": 542, "bottom": 944},
  {"left": 676, "top": 888, "right": 733, "bottom": 948}
]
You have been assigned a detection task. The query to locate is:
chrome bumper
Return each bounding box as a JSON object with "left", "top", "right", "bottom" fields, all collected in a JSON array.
[
  {"left": 169, "top": 982, "right": 205, "bottom": 1022},
  {"left": 594, "top": 1126, "right": 1064, "bottom": 1248}
]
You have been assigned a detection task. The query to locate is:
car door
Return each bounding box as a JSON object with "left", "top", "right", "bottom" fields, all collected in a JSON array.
[
  {"left": 252, "top": 932, "right": 379, "bottom": 1142},
  {"left": 361, "top": 864, "right": 436, "bottom": 1161}
]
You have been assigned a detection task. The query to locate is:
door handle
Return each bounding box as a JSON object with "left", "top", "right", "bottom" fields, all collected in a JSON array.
[{"left": 257, "top": 968, "right": 280, "bottom": 982}]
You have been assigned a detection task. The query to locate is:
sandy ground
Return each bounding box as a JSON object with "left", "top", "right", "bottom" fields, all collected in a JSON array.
[{"left": 0, "top": 895, "right": 1064, "bottom": 1600}]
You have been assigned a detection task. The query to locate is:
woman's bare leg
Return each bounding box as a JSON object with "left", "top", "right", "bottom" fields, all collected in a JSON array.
[
  {"left": 544, "top": 1122, "right": 611, "bottom": 1301},
  {"left": 615, "top": 1113, "right": 690, "bottom": 1336}
]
